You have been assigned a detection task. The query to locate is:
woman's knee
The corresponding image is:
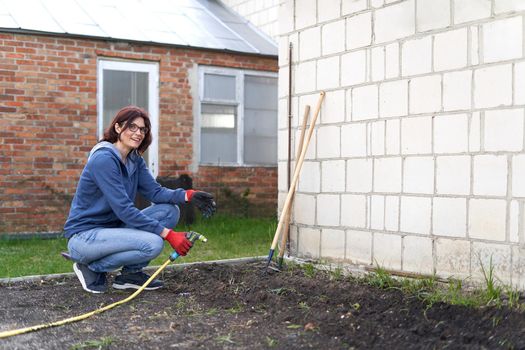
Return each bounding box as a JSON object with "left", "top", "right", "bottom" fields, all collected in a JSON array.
[
  {"left": 143, "top": 234, "right": 164, "bottom": 259},
  {"left": 142, "top": 203, "right": 180, "bottom": 228},
  {"left": 161, "top": 204, "right": 180, "bottom": 228}
]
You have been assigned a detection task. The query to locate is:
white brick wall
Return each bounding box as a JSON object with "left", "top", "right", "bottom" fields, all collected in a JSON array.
[
  {"left": 373, "top": 232, "right": 402, "bottom": 270},
  {"left": 317, "top": 194, "right": 340, "bottom": 226},
  {"left": 321, "top": 160, "right": 346, "bottom": 192},
  {"left": 435, "top": 238, "right": 471, "bottom": 277},
  {"left": 434, "top": 28, "right": 468, "bottom": 71},
  {"left": 299, "top": 27, "right": 321, "bottom": 61},
  {"left": 402, "top": 37, "right": 432, "bottom": 76},
  {"left": 403, "top": 236, "right": 433, "bottom": 274},
  {"left": 454, "top": 0, "right": 491, "bottom": 24},
  {"left": 400, "top": 196, "right": 431, "bottom": 234},
  {"left": 317, "top": 56, "right": 340, "bottom": 90},
  {"left": 484, "top": 109, "right": 524, "bottom": 151},
  {"left": 370, "top": 195, "right": 385, "bottom": 229},
  {"left": 495, "top": 0, "right": 525, "bottom": 14},
  {"left": 482, "top": 16, "right": 523, "bottom": 64},
  {"left": 374, "top": 157, "right": 402, "bottom": 192},
  {"left": 341, "top": 194, "right": 367, "bottom": 228},
  {"left": 342, "top": 0, "right": 367, "bottom": 16},
  {"left": 317, "top": 125, "right": 340, "bottom": 158},
  {"left": 409, "top": 75, "right": 441, "bottom": 114},
  {"left": 380, "top": 80, "right": 408, "bottom": 118},
  {"left": 436, "top": 156, "right": 471, "bottom": 195},
  {"left": 472, "top": 155, "right": 508, "bottom": 196},
  {"left": 512, "top": 155, "right": 525, "bottom": 197},
  {"left": 321, "top": 229, "right": 346, "bottom": 259},
  {"left": 352, "top": 85, "right": 379, "bottom": 120},
  {"left": 298, "top": 227, "right": 321, "bottom": 258},
  {"left": 401, "top": 116, "right": 432, "bottom": 154},
  {"left": 346, "top": 229, "right": 372, "bottom": 264},
  {"left": 403, "top": 156, "right": 434, "bottom": 194},
  {"left": 374, "top": 0, "right": 415, "bottom": 43},
  {"left": 347, "top": 159, "right": 373, "bottom": 192},
  {"left": 322, "top": 20, "right": 346, "bottom": 55},
  {"left": 347, "top": 12, "right": 373, "bottom": 49},
  {"left": 298, "top": 161, "right": 320, "bottom": 193},
  {"left": 371, "top": 46, "right": 385, "bottom": 82},
  {"left": 341, "top": 123, "right": 367, "bottom": 157},
  {"left": 433, "top": 197, "right": 467, "bottom": 237},
  {"left": 341, "top": 50, "right": 368, "bottom": 87},
  {"left": 416, "top": 0, "right": 450, "bottom": 32},
  {"left": 434, "top": 114, "right": 469, "bottom": 153},
  {"left": 443, "top": 71, "right": 471, "bottom": 111},
  {"left": 279, "top": 0, "right": 525, "bottom": 288},
  {"left": 474, "top": 64, "right": 512, "bottom": 108},
  {"left": 468, "top": 199, "right": 507, "bottom": 241},
  {"left": 472, "top": 242, "right": 512, "bottom": 284}
]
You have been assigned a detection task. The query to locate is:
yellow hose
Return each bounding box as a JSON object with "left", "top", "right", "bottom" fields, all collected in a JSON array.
[{"left": 0, "top": 258, "right": 171, "bottom": 339}]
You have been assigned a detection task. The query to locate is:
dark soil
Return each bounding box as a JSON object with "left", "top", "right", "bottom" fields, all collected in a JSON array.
[{"left": 1, "top": 261, "right": 524, "bottom": 349}]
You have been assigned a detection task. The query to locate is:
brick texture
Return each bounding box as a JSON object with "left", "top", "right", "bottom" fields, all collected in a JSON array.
[{"left": 0, "top": 33, "right": 278, "bottom": 234}]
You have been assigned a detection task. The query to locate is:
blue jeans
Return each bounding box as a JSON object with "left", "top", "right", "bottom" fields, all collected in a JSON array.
[{"left": 67, "top": 204, "right": 180, "bottom": 273}]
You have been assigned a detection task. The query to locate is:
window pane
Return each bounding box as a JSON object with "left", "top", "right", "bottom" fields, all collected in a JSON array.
[
  {"left": 103, "top": 69, "right": 149, "bottom": 163},
  {"left": 103, "top": 70, "right": 149, "bottom": 126},
  {"left": 243, "top": 75, "right": 277, "bottom": 165},
  {"left": 200, "top": 104, "right": 237, "bottom": 164},
  {"left": 203, "top": 73, "right": 236, "bottom": 101}
]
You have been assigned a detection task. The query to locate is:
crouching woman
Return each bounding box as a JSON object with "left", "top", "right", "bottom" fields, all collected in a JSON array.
[{"left": 64, "top": 106, "right": 216, "bottom": 294}]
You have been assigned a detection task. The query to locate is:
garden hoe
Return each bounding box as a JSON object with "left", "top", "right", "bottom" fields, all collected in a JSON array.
[
  {"left": 0, "top": 231, "right": 207, "bottom": 340},
  {"left": 264, "top": 91, "right": 325, "bottom": 273},
  {"left": 277, "top": 104, "right": 310, "bottom": 270}
]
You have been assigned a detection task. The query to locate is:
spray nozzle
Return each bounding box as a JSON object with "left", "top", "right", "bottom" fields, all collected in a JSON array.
[{"left": 170, "top": 231, "right": 207, "bottom": 261}]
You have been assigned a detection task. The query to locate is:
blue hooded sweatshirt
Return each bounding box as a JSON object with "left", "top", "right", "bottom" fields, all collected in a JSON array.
[{"left": 64, "top": 141, "right": 186, "bottom": 238}]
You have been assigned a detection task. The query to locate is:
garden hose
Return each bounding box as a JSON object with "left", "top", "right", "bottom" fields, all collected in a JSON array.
[{"left": 0, "top": 231, "right": 207, "bottom": 340}]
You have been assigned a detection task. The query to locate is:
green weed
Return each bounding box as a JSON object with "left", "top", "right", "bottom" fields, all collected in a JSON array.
[
  {"left": 302, "top": 263, "right": 316, "bottom": 278},
  {"left": 366, "top": 263, "right": 396, "bottom": 289},
  {"left": 330, "top": 266, "right": 344, "bottom": 280},
  {"left": 479, "top": 255, "right": 502, "bottom": 306},
  {"left": 226, "top": 302, "right": 244, "bottom": 314},
  {"left": 70, "top": 337, "right": 114, "bottom": 350},
  {"left": 298, "top": 301, "right": 310, "bottom": 311},
  {"left": 265, "top": 336, "right": 277, "bottom": 347},
  {"left": 216, "top": 333, "right": 235, "bottom": 344}
]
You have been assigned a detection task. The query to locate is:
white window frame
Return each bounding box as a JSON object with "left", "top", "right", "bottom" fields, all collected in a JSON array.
[
  {"left": 97, "top": 59, "right": 159, "bottom": 176},
  {"left": 197, "top": 66, "right": 277, "bottom": 167}
]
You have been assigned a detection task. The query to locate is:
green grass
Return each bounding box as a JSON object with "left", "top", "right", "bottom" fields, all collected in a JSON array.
[
  {"left": 70, "top": 337, "right": 114, "bottom": 350},
  {"left": 362, "top": 258, "right": 525, "bottom": 310},
  {"left": 0, "top": 214, "right": 276, "bottom": 278}
]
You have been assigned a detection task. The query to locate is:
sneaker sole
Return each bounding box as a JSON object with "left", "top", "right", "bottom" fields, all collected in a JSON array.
[
  {"left": 112, "top": 282, "right": 162, "bottom": 291},
  {"left": 73, "top": 263, "right": 105, "bottom": 294}
]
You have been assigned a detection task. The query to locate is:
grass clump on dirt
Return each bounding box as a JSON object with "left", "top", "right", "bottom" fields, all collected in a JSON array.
[
  {"left": 0, "top": 214, "right": 275, "bottom": 278},
  {"left": 361, "top": 257, "right": 525, "bottom": 311},
  {"left": 70, "top": 337, "right": 114, "bottom": 350}
]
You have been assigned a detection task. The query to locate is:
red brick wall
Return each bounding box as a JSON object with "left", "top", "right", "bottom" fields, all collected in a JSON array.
[{"left": 0, "top": 33, "right": 278, "bottom": 234}]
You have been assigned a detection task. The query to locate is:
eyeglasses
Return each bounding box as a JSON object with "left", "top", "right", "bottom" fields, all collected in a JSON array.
[{"left": 128, "top": 123, "right": 149, "bottom": 135}]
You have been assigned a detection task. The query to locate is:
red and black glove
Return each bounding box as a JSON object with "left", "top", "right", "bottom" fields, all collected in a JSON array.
[
  {"left": 164, "top": 230, "right": 192, "bottom": 256},
  {"left": 186, "top": 190, "right": 216, "bottom": 218}
]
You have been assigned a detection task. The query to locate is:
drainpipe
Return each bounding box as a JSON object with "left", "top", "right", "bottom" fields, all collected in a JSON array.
[{"left": 286, "top": 43, "right": 293, "bottom": 252}]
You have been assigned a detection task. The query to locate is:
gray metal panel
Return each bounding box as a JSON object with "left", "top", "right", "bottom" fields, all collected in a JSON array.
[
  {"left": 0, "top": 14, "right": 17, "bottom": 28},
  {"left": 0, "top": 0, "right": 277, "bottom": 56},
  {"left": 3, "top": 0, "right": 63, "bottom": 32}
]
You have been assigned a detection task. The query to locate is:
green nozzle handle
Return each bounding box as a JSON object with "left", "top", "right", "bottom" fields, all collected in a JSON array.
[
  {"left": 170, "top": 231, "right": 207, "bottom": 261},
  {"left": 186, "top": 231, "right": 208, "bottom": 244}
]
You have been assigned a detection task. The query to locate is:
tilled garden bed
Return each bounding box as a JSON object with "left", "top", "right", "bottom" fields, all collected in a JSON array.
[{"left": 0, "top": 261, "right": 524, "bottom": 349}]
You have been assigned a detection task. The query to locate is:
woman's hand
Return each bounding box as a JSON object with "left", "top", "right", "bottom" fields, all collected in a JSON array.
[
  {"left": 185, "top": 190, "right": 216, "bottom": 218},
  {"left": 163, "top": 230, "right": 192, "bottom": 256}
]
